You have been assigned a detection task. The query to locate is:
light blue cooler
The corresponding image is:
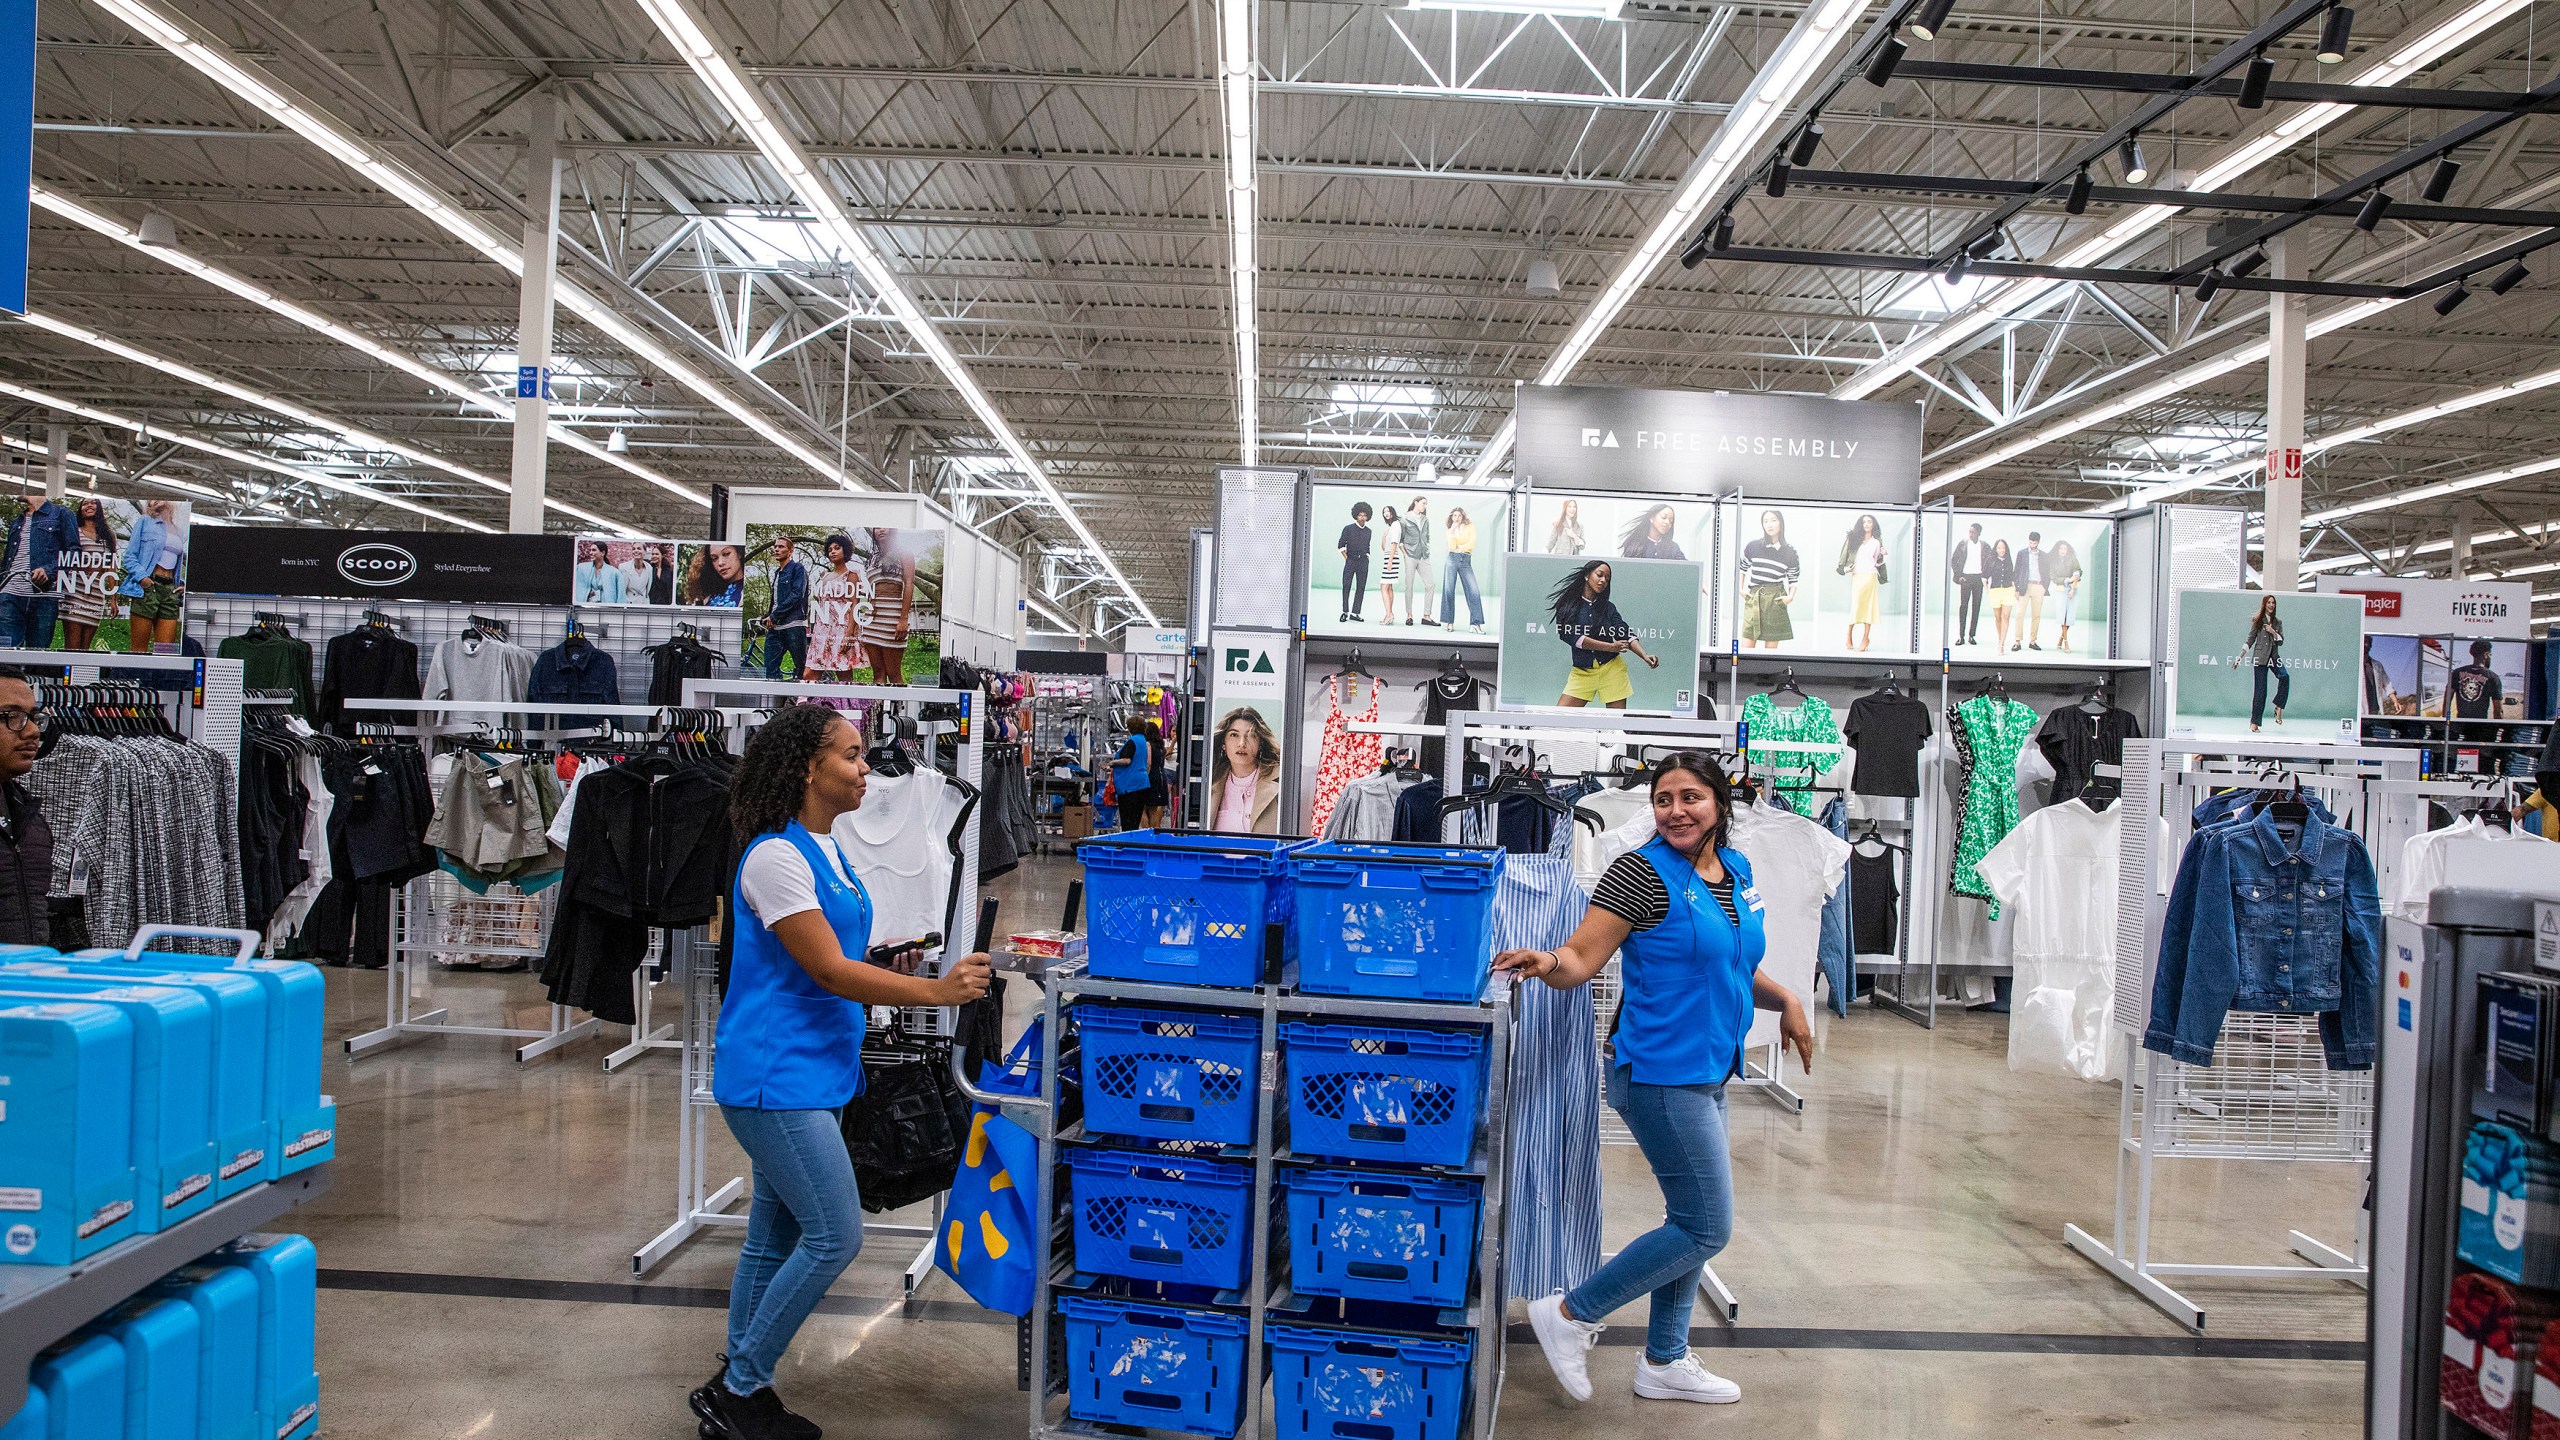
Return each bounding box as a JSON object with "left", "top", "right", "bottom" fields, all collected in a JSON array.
[
  {"left": 99, "top": 1296, "right": 200, "bottom": 1440},
  {"left": 146, "top": 1263, "right": 262, "bottom": 1440},
  {"left": 208, "top": 1233, "right": 320, "bottom": 1440},
  {"left": 12, "top": 960, "right": 272, "bottom": 1193},
  {"left": 0, "top": 980, "right": 216, "bottom": 1230},
  {"left": 30, "top": 1332, "right": 123, "bottom": 1440},
  {"left": 77, "top": 944, "right": 333, "bottom": 1174},
  {"left": 0, "top": 1384, "right": 41, "bottom": 1440},
  {"left": 0, "top": 1001, "right": 135, "bottom": 1264}
]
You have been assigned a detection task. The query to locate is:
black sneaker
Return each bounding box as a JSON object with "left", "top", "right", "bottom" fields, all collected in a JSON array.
[
  {"left": 738, "top": 1387, "right": 821, "bottom": 1440},
  {"left": 690, "top": 1380, "right": 815, "bottom": 1440}
]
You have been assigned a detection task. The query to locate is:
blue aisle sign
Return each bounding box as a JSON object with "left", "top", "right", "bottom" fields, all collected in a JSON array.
[{"left": 1, "top": 0, "right": 34, "bottom": 316}]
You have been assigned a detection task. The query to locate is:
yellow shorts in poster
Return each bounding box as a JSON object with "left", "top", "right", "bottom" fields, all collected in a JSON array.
[{"left": 1561, "top": 655, "right": 1634, "bottom": 705}]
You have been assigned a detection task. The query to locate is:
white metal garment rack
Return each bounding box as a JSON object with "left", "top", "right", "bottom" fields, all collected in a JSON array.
[
  {"left": 331, "top": 696, "right": 684, "bottom": 1063},
  {"left": 631, "top": 680, "right": 983, "bottom": 1306},
  {"left": 2066, "top": 737, "right": 2420, "bottom": 1331},
  {"left": 0, "top": 646, "right": 245, "bottom": 760}
]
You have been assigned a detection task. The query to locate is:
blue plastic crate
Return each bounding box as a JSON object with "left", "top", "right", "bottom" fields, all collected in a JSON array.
[
  {"left": 1282, "top": 1024, "right": 1486, "bottom": 1169},
  {"left": 1283, "top": 1170, "right": 1480, "bottom": 1310},
  {"left": 1289, "top": 843, "right": 1501, "bottom": 1001},
  {"left": 1067, "top": 1148, "right": 1255, "bottom": 1290},
  {"left": 1080, "top": 832, "right": 1312, "bottom": 987},
  {"left": 1267, "top": 1324, "right": 1473, "bottom": 1440},
  {"left": 1079, "top": 1006, "right": 1261, "bottom": 1146},
  {"left": 1059, "top": 1297, "right": 1251, "bottom": 1438}
]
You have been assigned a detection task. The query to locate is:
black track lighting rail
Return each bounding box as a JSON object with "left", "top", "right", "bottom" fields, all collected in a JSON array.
[
  {"left": 1771, "top": 168, "right": 2560, "bottom": 230},
  {"left": 1893, "top": 59, "right": 2551, "bottom": 113}
]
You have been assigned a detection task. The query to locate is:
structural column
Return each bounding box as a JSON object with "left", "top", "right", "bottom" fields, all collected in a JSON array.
[
  {"left": 509, "top": 90, "right": 562, "bottom": 534},
  {"left": 2262, "top": 234, "right": 2307, "bottom": 591},
  {"left": 43, "top": 424, "right": 64, "bottom": 501},
  {"left": 2451, "top": 500, "right": 2475, "bottom": 579}
]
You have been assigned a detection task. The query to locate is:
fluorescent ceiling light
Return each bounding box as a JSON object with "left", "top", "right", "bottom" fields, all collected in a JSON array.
[
  {"left": 1219, "top": 0, "right": 1260, "bottom": 469},
  {"left": 1463, "top": 0, "right": 1878, "bottom": 483},
  {"left": 0, "top": 377, "right": 490, "bottom": 531},
  {"left": 0, "top": 432, "right": 272, "bottom": 514},
  {"left": 1409, "top": 0, "right": 1623, "bottom": 16},
  {"left": 32, "top": 185, "right": 705, "bottom": 510},
  {"left": 1835, "top": 0, "right": 2537, "bottom": 402},
  {"left": 1330, "top": 381, "right": 1438, "bottom": 414},
  {"left": 629, "top": 0, "right": 1156, "bottom": 624}
]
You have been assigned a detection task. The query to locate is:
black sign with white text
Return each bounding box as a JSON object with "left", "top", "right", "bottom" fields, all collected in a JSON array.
[
  {"left": 1515, "top": 384, "right": 1923, "bottom": 503},
  {"left": 191, "top": 529, "right": 575, "bottom": 604}
]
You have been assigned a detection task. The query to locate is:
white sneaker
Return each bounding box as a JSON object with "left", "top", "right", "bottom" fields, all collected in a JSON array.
[
  {"left": 1634, "top": 1352, "right": 1741, "bottom": 1404},
  {"left": 1527, "top": 1292, "right": 1601, "bottom": 1402}
]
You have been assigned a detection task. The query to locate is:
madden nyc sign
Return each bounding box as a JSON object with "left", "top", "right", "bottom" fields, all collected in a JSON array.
[{"left": 1519, "top": 383, "right": 1921, "bottom": 503}]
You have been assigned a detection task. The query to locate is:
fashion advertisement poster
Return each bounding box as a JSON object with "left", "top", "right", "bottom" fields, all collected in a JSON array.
[
  {"left": 2418, "top": 637, "right": 2532, "bottom": 721},
  {"left": 568, "top": 537, "right": 681, "bottom": 607},
  {"left": 1206, "top": 629, "right": 1292, "bottom": 831},
  {"left": 675, "top": 542, "right": 745, "bottom": 608},
  {"left": 1718, "top": 501, "right": 1914, "bottom": 657},
  {"left": 1302, "top": 483, "right": 1509, "bottom": 644},
  {"left": 739, "top": 524, "right": 946, "bottom": 683},
  {"left": 2170, "top": 589, "right": 2363, "bottom": 743},
  {"left": 13, "top": 494, "right": 191, "bottom": 653},
  {"left": 1497, "top": 554, "right": 1701, "bottom": 716},
  {"left": 2362, "top": 634, "right": 2424, "bottom": 718},
  {"left": 1921, "top": 511, "right": 2114, "bottom": 659}
]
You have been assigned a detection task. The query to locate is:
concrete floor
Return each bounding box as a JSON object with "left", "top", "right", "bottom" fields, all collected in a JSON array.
[{"left": 285, "top": 857, "right": 2368, "bottom": 1438}]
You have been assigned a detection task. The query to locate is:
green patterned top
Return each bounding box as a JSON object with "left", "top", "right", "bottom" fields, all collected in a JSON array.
[
  {"left": 1741, "top": 692, "right": 1842, "bottom": 810},
  {"left": 1950, "top": 694, "right": 2040, "bottom": 915}
]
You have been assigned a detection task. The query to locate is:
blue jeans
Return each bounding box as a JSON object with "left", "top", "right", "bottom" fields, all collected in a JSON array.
[
  {"left": 764, "top": 625, "right": 807, "bottom": 680},
  {"left": 1440, "top": 552, "right": 1483, "bottom": 627},
  {"left": 1564, "top": 1078, "right": 1731, "bottom": 1362},
  {"left": 0, "top": 593, "right": 59, "bottom": 649},
  {"left": 720, "top": 1106, "right": 864, "bottom": 1393},
  {"left": 2251, "top": 663, "right": 2291, "bottom": 726}
]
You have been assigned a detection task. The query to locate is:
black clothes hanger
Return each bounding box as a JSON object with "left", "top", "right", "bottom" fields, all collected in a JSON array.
[
  {"left": 1766, "top": 668, "right": 1809, "bottom": 703},
  {"left": 1415, "top": 652, "right": 1473, "bottom": 690},
  {"left": 1972, "top": 671, "right": 2009, "bottom": 700},
  {"left": 1872, "top": 670, "right": 1902, "bottom": 698},
  {"left": 2078, "top": 680, "right": 2113, "bottom": 713},
  {"left": 463, "top": 615, "right": 511, "bottom": 642},
  {"left": 1336, "top": 648, "right": 1376, "bottom": 682}
]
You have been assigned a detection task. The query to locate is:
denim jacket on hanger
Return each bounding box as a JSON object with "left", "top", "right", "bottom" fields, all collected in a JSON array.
[{"left": 2145, "top": 805, "right": 2382, "bottom": 1070}]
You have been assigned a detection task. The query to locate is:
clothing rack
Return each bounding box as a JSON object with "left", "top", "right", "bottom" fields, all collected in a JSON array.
[
  {"left": 2065, "top": 738, "right": 2422, "bottom": 1331},
  {"left": 631, "top": 681, "right": 983, "bottom": 1307}
]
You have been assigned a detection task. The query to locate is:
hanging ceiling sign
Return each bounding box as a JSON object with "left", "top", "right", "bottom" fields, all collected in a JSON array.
[
  {"left": 1514, "top": 383, "right": 1923, "bottom": 504},
  {"left": 191, "top": 529, "right": 575, "bottom": 604},
  {"left": 2314, "top": 575, "right": 2532, "bottom": 639}
]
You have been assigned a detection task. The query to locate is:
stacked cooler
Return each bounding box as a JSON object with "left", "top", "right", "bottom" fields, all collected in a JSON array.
[
  {"left": 0, "top": 941, "right": 331, "bottom": 1440},
  {"left": 1062, "top": 832, "right": 1501, "bottom": 1440}
]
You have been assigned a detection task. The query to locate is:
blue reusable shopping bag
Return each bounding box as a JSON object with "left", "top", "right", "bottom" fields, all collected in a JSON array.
[{"left": 937, "top": 1019, "right": 1043, "bottom": 1316}]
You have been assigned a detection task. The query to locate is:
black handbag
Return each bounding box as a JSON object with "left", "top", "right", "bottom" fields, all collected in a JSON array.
[{"left": 839, "top": 1042, "right": 973, "bottom": 1213}]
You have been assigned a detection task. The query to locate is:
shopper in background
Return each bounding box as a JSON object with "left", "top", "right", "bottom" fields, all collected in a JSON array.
[
  {"left": 0, "top": 495, "right": 75, "bottom": 650},
  {"left": 1983, "top": 538, "right": 2017, "bottom": 655},
  {"left": 1142, "top": 718, "right": 1170, "bottom": 829},
  {"left": 1441, "top": 505, "right": 1485, "bottom": 633},
  {"left": 1399, "top": 495, "right": 1435, "bottom": 627},
  {"left": 1948, "top": 522, "right": 1989, "bottom": 647},
  {"left": 2048, "top": 539, "right": 2083, "bottom": 653},
  {"left": 57, "top": 499, "right": 116, "bottom": 653},
  {"left": 118, "top": 499, "right": 186, "bottom": 654},
  {"left": 1837, "top": 513, "right": 1887, "bottom": 653},
  {"left": 2238, "top": 594, "right": 2288, "bottom": 732},
  {"left": 0, "top": 669, "right": 52, "bottom": 945},
  {"left": 1498, "top": 752, "right": 1812, "bottom": 1410},
  {"left": 1336, "top": 501, "right": 1374, "bottom": 624},
  {"left": 1207, "top": 706, "right": 1281, "bottom": 834},
  {"left": 764, "top": 535, "right": 810, "bottom": 681},
  {"left": 1739, "top": 509, "right": 1798, "bottom": 650},
  {"left": 1546, "top": 497, "right": 1584, "bottom": 556},
  {"left": 1619, "top": 503, "right": 1687, "bottom": 561},
  {"left": 695, "top": 703, "right": 992, "bottom": 1440},
  {"left": 1111, "top": 721, "right": 1155, "bottom": 831},
  {"left": 1377, "top": 506, "right": 1404, "bottom": 625}
]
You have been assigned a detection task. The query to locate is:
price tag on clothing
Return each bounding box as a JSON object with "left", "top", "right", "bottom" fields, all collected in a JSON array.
[{"left": 2537, "top": 902, "right": 2560, "bottom": 973}]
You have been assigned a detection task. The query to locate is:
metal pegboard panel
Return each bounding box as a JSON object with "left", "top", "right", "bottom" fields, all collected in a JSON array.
[
  {"left": 2114, "top": 738, "right": 2164, "bottom": 1026},
  {"left": 192, "top": 595, "right": 747, "bottom": 704},
  {"left": 2140, "top": 1014, "right": 2373, "bottom": 1162},
  {"left": 1213, "top": 466, "right": 1300, "bottom": 630}
]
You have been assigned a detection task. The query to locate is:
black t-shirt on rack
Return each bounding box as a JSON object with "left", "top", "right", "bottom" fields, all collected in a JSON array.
[
  {"left": 1843, "top": 692, "right": 1932, "bottom": 798},
  {"left": 2035, "top": 704, "right": 2142, "bottom": 805},
  {"left": 1419, "top": 673, "right": 1483, "bottom": 778},
  {"left": 1850, "top": 848, "right": 1900, "bottom": 954}
]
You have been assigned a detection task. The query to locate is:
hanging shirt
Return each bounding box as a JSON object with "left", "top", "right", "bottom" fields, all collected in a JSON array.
[
  {"left": 424, "top": 634, "right": 536, "bottom": 704},
  {"left": 834, "top": 769, "right": 970, "bottom": 948},
  {"left": 1727, "top": 800, "right": 1847, "bottom": 1053},
  {"left": 1844, "top": 691, "right": 1932, "bottom": 799},
  {"left": 1975, "top": 799, "right": 2164, "bottom": 1080}
]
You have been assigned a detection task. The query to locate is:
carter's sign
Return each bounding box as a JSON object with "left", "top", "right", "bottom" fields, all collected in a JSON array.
[{"left": 1519, "top": 383, "right": 1920, "bottom": 503}]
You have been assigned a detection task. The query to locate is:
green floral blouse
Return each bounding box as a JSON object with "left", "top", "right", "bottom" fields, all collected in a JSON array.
[{"left": 1950, "top": 694, "right": 2040, "bottom": 915}]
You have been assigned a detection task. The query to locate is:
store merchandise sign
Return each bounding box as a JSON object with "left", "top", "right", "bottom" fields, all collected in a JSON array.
[
  {"left": 1514, "top": 384, "right": 1922, "bottom": 503},
  {"left": 2313, "top": 576, "right": 2532, "bottom": 639},
  {"left": 2538, "top": 902, "right": 2560, "bottom": 973},
  {"left": 1206, "top": 628, "right": 1295, "bottom": 818},
  {"left": 0, "top": 0, "right": 33, "bottom": 315},
  {"left": 192, "top": 529, "right": 575, "bottom": 604},
  {"left": 1124, "top": 627, "right": 1191, "bottom": 655}
]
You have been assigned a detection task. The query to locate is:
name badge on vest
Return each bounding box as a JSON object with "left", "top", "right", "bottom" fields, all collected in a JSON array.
[{"left": 1740, "top": 885, "right": 1765, "bottom": 914}]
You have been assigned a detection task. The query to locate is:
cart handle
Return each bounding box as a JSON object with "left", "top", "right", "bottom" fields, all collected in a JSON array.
[{"left": 124, "top": 925, "right": 264, "bottom": 965}]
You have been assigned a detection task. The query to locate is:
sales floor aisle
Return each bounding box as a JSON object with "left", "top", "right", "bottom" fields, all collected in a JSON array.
[{"left": 281, "top": 857, "right": 2359, "bottom": 1439}]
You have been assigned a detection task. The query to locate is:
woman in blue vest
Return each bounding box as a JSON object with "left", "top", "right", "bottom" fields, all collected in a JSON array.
[
  {"left": 1496, "top": 752, "right": 1813, "bottom": 1409},
  {"left": 691, "top": 704, "right": 993, "bottom": 1440}
]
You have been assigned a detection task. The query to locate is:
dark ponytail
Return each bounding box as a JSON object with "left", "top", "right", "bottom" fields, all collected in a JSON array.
[{"left": 730, "top": 703, "right": 843, "bottom": 847}]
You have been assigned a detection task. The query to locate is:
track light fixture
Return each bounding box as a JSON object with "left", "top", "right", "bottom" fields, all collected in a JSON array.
[
  {"left": 2195, "top": 268, "right": 2225, "bottom": 302},
  {"left": 2238, "top": 53, "right": 2275, "bottom": 108},
  {"left": 1909, "top": 0, "right": 1957, "bottom": 41},
  {"left": 1945, "top": 250, "right": 1972, "bottom": 283},
  {"left": 1790, "top": 122, "right": 1824, "bottom": 168},
  {"left": 2423, "top": 156, "right": 2462, "bottom": 202},
  {"left": 2354, "top": 190, "right": 2391, "bottom": 230},
  {"left": 1865, "top": 37, "right": 1907, "bottom": 86},
  {"left": 2316, "top": 4, "right": 2354, "bottom": 63},
  {"left": 2118, "top": 136, "right": 2149, "bottom": 185},
  {"left": 1679, "top": 230, "right": 1714, "bottom": 269},
  {"left": 2065, "top": 168, "right": 2093, "bottom": 214},
  {"left": 1713, "top": 210, "right": 1735, "bottom": 252},
  {"left": 2489, "top": 259, "right": 2530, "bottom": 294},
  {"left": 1684, "top": 209, "right": 1735, "bottom": 266},
  {"left": 1768, "top": 156, "right": 1792, "bottom": 197},
  {"left": 2229, "top": 248, "right": 2266, "bottom": 278},
  {"left": 2435, "top": 279, "right": 2472, "bottom": 316}
]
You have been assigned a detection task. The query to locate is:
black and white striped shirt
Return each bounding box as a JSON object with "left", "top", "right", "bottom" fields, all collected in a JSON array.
[
  {"left": 1740, "top": 538, "right": 1800, "bottom": 590},
  {"left": 1591, "top": 851, "right": 1739, "bottom": 932}
]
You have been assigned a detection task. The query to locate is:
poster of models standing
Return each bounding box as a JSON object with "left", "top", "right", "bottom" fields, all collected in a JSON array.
[
  {"left": 1716, "top": 501, "right": 1915, "bottom": 656},
  {"left": 1920, "top": 511, "right": 2115, "bottom": 659},
  {"left": 13, "top": 494, "right": 191, "bottom": 653},
  {"left": 2169, "top": 590, "right": 2363, "bottom": 743},
  {"left": 1497, "top": 554, "right": 1702, "bottom": 716},
  {"left": 568, "top": 537, "right": 680, "bottom": 606},
  {"left": 740, "top": 524, "right": 945, "bottom": 683},
  {"left": 1301, "top": 483, "right": 1509, "bottom": 644}
]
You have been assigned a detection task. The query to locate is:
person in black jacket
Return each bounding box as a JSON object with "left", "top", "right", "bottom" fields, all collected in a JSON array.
[{"left": 0, "top": 670, "right": 54, "bottom": 946}]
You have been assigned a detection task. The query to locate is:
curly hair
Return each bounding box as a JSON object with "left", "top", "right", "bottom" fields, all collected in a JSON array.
[{"left": 729, "top": 703, "right": 845, "bottom": 847}]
